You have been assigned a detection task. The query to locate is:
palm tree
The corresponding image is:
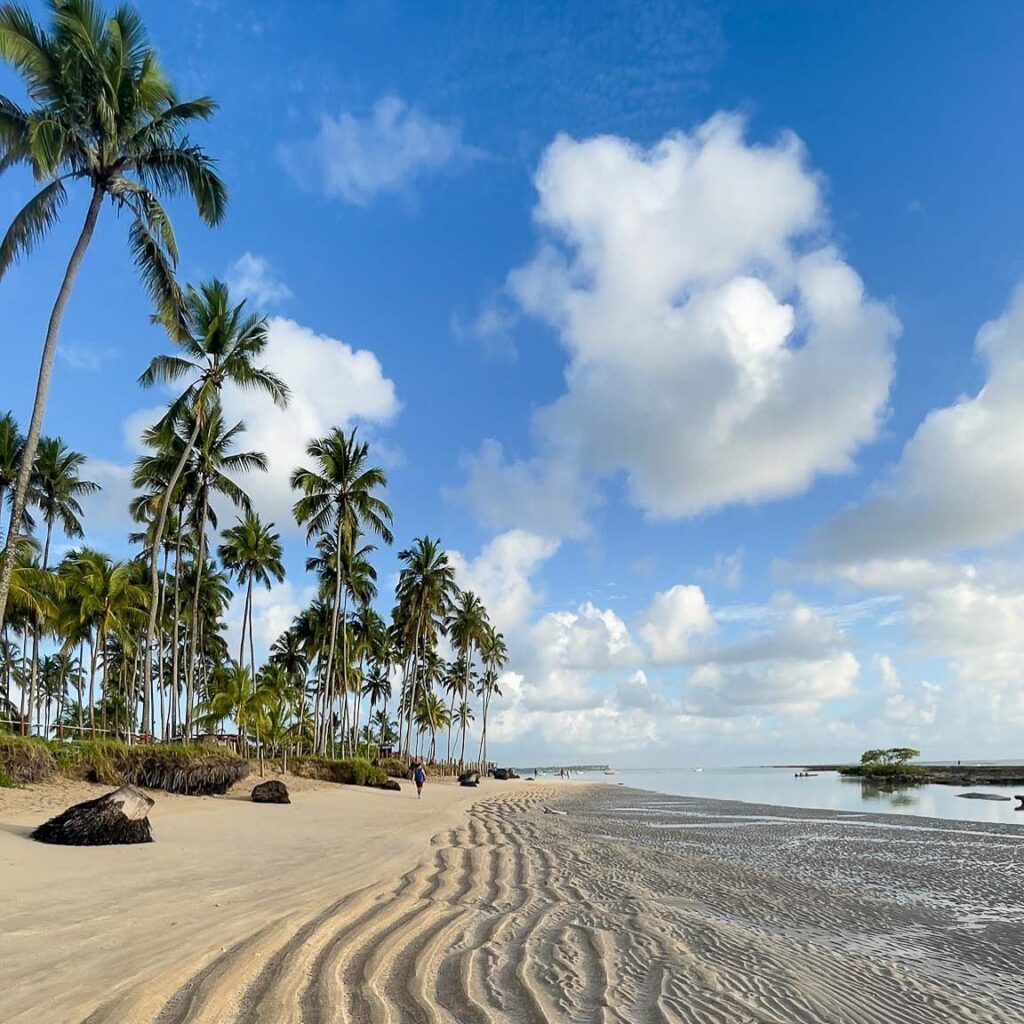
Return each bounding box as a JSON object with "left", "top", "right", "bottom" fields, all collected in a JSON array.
[
  {"left": 395, "top": 536, "right": 460, "bottom": 757},
  {"left": 30, "top": 436, "right": 98, "bottom": 565},
  {"left": 62, "top": 549, "right": 146, "bottom": 736},
  {"left": 0, "top": 0, "right": 226, "bottom": 628},
  {"left": 291, "top": 428, "right": 392, "bottom": 753},
  {"left": 0, "top": 411, "right": 26, "bottom": 533},
  {"left": 455, "top": 699, "right": 475, "bottom": 766},
  {"left": 447, "top": 590, "right": 489, "bottom": 761},
  {"left": 197, "top": 661, "right": 264, "bottom": 757},
  {"left": 218, "top": 512, "right": 284, "bottom": 677},
  {"left": 415, "top": 690, "right": 450, "bottom": 763},
  {"left": 477, "top": 627, "right": 507, "bottom": 769},
  {"left": 138, "top": 281, "right": 287, "bottom": 736}
]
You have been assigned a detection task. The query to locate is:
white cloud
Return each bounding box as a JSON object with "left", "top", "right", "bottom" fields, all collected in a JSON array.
[
  {"left": 707, "top": 598, "right": 843, "bottom": 664},
  {"left": 449, "top": 529, "right": 559, "bottom": 634},
  {"left": 812, "top": 282, "right": 1024, "bottom": 561},
  {"left": 697, "top": 547, "right": 744, "bottom": 589},
  {"left": 687, "top": 652, "right": 859, "bottom": 717},
  {"left": 226, "top": 252, "right": 292, "bottom": 307},
  {"left": 57, "top": 344, "right": 119, "bottom": 371},
  {"left": 279, "top": 95, "right": 478, "bottom": 205},
  {"left": 639, "top": 584, "right": 715, "bottom": 664},
  {"left": 451, "top": 294, "right": 519, "bottom": 360},
  {"left": 458, "top": 115, "right": 898, "bottom": 534},
  {"left": 529, "top": 601, "right": 638, "bottom": 671},
  {"left": 221, "top": 316, "right": 400, "bottom": 530}
]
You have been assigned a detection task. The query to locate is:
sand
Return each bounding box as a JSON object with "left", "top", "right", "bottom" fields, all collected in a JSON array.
[{"left": 2, "top": 778, "right": 1020, "bottom": 1023}]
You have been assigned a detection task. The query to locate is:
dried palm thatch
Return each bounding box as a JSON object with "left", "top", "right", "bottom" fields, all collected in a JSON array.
[
  {"left": 0, "top": 735, "right": 56, "bottom": 783},
  {"left": 32, "top": 786, "right": 154, "bottom": 846},
  {"left": 252, "top": 780, "right": 290, "bottom": 803}
]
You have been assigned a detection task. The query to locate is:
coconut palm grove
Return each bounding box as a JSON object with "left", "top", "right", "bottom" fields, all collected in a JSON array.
[{"left": 0, "top": 1, "right": 505, "bottom": 770}]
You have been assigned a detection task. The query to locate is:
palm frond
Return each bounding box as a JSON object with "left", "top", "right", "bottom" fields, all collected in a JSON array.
[{"left": 0, "top": 176, "right": 66, "bottom": 278}]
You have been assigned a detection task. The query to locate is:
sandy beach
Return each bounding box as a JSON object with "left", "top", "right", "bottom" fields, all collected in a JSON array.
[{"left": 2, "top": 779, "right": 1021, "bottom": 1023}]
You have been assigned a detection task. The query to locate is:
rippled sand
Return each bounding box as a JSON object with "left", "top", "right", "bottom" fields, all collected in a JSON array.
[{"left": 3, "top": 781, "right": 1021, "bottom": 1022}]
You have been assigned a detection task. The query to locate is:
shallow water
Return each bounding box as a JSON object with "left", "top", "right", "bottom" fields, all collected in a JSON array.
[{"left": 561, "top": 766, "right": 1024, "bottom": 826}]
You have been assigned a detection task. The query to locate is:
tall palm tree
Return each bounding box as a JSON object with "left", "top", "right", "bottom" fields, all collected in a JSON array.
[
  {"left": 447, "top": 590, "right": 489, "bottom": 761},
  {"left": 415, "top": 690, "right": 450, "bottom": 763},
  {"left": 30, "top": 436, "right": 98, "bottom": 565},
  {"left": 477, "top": 627, "right": 507, "bottom": 769},
  {"left": 138, "top": 281, "right": 287, "bottom": 736},
  {"left": 218, "top": 512, "right": 284, "bottom": 676},
  {"left": 291, "top": 428, "right": 392, "bottom": 753},
  {"left": 0, "top": 0, "right": 226, "bottom": 627},
  {"left": 455, "top": 698, "right": 475, "bottom": 766},
  {"left": 394, "top": 536, "right": 460, "bottom": 757},
  {"left": 197, "top": 661, "right": 264, "bottom": 758}
]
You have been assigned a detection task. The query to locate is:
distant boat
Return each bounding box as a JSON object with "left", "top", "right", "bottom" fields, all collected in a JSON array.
[
  {"left": 692, "top": 768, "right": 703, "bottom": 773},
  {"left": 604, "top": 768, "right": 620, "bottom": 775}
]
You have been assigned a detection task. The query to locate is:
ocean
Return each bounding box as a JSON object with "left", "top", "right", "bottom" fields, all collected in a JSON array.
[{"left": 557, "top": 765, "right": 1024, "bottom": 826}]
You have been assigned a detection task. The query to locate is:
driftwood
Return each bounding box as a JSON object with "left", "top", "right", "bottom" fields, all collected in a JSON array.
[
  {"left": 459, "top": 770, "right": 480, "bottom": 788},
  {"left": 251, "top": 780, "right": 290, "bottom": 804},
  {"left": 493, "top": 768, "right": 520, "bottom": 781},
  {"left": 32, "top": 786, "right": 154, "bottom": 846},
  {"left": 380, "top": 779, "right": 401, "bottom": 792}
]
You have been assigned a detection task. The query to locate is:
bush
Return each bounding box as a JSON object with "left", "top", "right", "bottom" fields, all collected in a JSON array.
[
  {"left": 0, "top": 769, "right": 16, "bottom": 788},
  {"left": 375, "top": 756, "right": 410, "bottom": 779},
  {"left": 839, "top": 763, "right": 927, "bottom": 782},
  {"left": 292, "top": 756, "right": 392, "bottom": 789}
]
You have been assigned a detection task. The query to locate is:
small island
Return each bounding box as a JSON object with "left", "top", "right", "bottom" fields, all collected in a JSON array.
[{"left": 800, "top": 748, "right": 1024, "bottom": 786}]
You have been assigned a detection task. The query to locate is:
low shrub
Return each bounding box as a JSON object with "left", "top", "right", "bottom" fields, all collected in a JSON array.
[
  {"left": 839, "top": 763, "right": 927, "bottom": 782},
  {"left": 293, "top": 756, "right": 392, "bottom": 789},
  {"left": 375, "top": 756, "right": 410, "bottom": 779},
  {"left": 0, "top": 769, "right": 17, "bottom": 788}
]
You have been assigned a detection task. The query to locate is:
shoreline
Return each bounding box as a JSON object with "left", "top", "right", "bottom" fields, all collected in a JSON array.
[{"left": 3, "top": 778, "right": 1021, "bottom": 1022}]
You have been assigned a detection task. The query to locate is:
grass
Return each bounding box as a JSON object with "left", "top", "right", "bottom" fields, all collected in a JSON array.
[
  {"left": 0, "top": 735, "right": 249, "bottom": 795},
  {"left": 0, "top": 769, "right": 16, "bottom": 788}
]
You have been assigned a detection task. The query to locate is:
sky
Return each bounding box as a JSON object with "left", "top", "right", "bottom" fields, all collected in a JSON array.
[{"left": 2, "top": 0, "right": 1024, "bottom": 767}]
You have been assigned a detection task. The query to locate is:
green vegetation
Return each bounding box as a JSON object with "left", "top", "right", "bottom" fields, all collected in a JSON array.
[
  {"left": 0, "top": 769, "right": 15, "bottom": 788},
  {"left": 291, "top": 756, "right": 390, "bottom": 789},
  {"left": 0, "top": 735, "right": 247, "bottom": 794},
  {"left": 0, "top": 1, "right": 506, "bottom": 776},
  {"left": 839, "top": 747, "right": 926, "bottom": 783}
]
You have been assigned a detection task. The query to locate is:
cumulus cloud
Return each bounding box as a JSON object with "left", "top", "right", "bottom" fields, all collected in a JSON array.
[
  {"left": 639, "top": 584, "right": 715, "bottom": 664},
  {"left": 812, "top": 282, "right": 1024, "bottom": 561},
  {"left": 529, "top": 602, "right": 638, "bottom": 672},
  {"left": 279, "top": 95, "right": 478, "bottom": 205},
  {"left": 449, "top": 529, "right": 559, "bottom": 633},
  {"left": 226, "top": 252, "right": 292, "bottom": 307},
  {"left": 221, "top": 316, "right": 400, "bottom": 529},
  {"left": 458, "top": 114, "right": 898, "bottom": 534}
]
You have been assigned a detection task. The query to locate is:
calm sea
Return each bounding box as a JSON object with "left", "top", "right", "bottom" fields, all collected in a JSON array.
[{"left": 557, "top": 766, "right": 1024, "bottom": 826}]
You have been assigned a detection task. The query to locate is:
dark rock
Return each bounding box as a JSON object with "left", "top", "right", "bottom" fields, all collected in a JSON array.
[
  {"left": 380, "top": 779, "right": 401, "bottom": 792},
  {"left": 252, "top": 780, "right": 290, "bottom": 804},
  {"left": 1016, "top": 795, "right": 1024, "bottom": 810},
  {"left": 32, "top": 786, "right": 154, "bottom": 846},
  {"left": 957, "top": 792, "right": 1011, "bottom": 801},
  {"left": 459, "top": 770, "right": 480, "bottom": 787}
]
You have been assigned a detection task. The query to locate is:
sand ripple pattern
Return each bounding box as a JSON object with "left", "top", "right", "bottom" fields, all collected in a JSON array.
[{"left": 84, "top": 786, "right": 1022, "bottom": 1023}]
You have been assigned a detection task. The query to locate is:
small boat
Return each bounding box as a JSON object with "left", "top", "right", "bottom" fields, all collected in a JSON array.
[
  {"left": 604, "top": 768, "right": 620, "bottom": 776},
  {"left": 692, "top": 767, "right": 703, "bottom": 773}
]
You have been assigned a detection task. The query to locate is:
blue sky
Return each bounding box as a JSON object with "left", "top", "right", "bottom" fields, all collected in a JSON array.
[{"left": 3, "top": 0, "right": 1024, "bottom": 765}]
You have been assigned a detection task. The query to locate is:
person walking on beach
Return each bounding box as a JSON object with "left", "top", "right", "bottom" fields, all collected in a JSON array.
[{"left": 413, "top": 762, "right": 426, "bottom": 799}]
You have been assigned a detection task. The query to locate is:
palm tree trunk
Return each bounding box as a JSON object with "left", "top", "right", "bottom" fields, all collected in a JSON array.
[
  {"left": 0, "top": 187, "right": 104, "bottom": 630},
  {"left": 87, "top": 637, "right": 98, "bottom": 737},
  {"left": 184, "top": 487, "right": 209, "bottom": 740},
  {"left": 145, "top": 414, "right": 203, "bottom": 739},
  {"left": 18, "top": 629, "right": 28, "bottom": 734},
  {"left": 460, "top": 717, "right": 468, "bottom": 765},
  {"left": 403, "top": 612, "right": 424, "bottom": 757},
  {"left": 169, "top": 505, "right": 184, "bottom": 738},
  {"left": 320, "top": 518, "right": 344, "bottom": 756},
  {"left": 77, "top": 638, "right": 85, "bottom": 736}
]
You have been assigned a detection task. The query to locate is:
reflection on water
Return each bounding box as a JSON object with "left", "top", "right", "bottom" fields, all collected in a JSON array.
[{"left": 570, "top": 766, "right": 1024, "bottom": 826}]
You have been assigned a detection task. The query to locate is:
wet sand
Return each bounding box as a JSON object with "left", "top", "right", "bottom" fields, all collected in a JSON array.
[{"left": 2, "top": 780, "right": 1021, "bottom": 1022}]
